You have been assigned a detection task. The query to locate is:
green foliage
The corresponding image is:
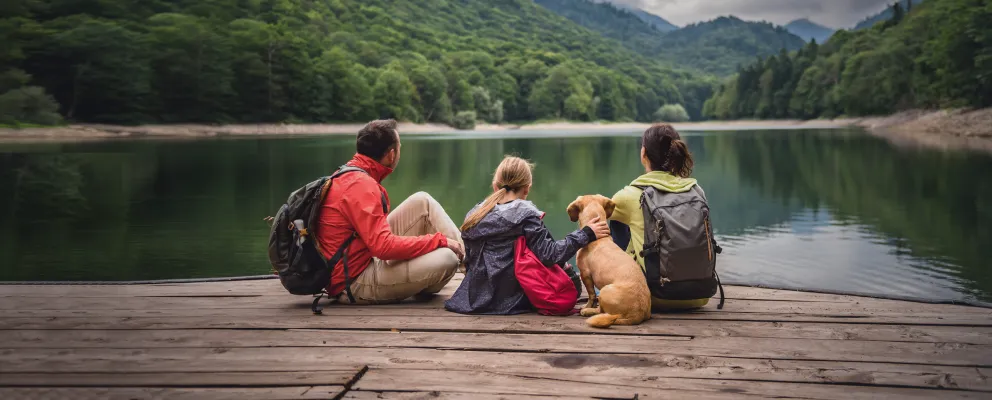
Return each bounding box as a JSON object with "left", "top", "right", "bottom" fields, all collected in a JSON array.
[
  {"left": 372, "top": 67, "right": 418, "bottom": 121},
  {"left": 0, "top": 69, "right": 30, "bottom": 93},
  {"left": 490, "top": 100, "right": 505, "bottom": 124},
  {"left": 471, "top": 86, "right": 493, "bottom": 122},
  {"left": 705, "top": 0, "right": 992, "bottom": 120},
  {"left": 854, "top": 0, "right": 923, "bottom": 30},
  {"left": 2, "top": 0, "right": 719, "bottom": 125},
  {"left": 24, "top": 15, "right": 152, "bottom": 124},
  {"left": 470, "top": 86, "right": 505, "bottom": 124},
  {"left": 0, "top": 84, "right": 62, "bottom": 126},
  {"left": 0, "top": 66, "right": 58, "bottom": 127},
  {"left": 653, "top": 104, "right": 690, "bottom": 122},
  {"left": 451, "top": 111, "right": 477, "bottom": 130},
  {"left": 919, "top": 0, "right": 992, "bottom": 108},
  {"left": 529, "top": 63, "right": 595, "bottom": 120}
]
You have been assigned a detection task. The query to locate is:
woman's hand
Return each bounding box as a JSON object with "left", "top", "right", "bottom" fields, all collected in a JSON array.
[{"left": 584, "top": 216, "right": 611, "bottom": 240}]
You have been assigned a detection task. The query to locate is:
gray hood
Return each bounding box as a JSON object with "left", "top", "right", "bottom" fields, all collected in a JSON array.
[{"left": 462, "top": 200, "right": 543, "bottom": 242}]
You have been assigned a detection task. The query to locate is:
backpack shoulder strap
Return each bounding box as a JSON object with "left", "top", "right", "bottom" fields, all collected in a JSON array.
[
  {"left": 318, "top": 165, "right": 389, "bottom": 306},
  {"left": 690, "top": 184, "right": 707, "bottom": 202},
  {"left": 330, "top": 165, "right": 388, "bottom": 214},
  {"left": 332, "top": 165, "right": 366, "bottom": 178}
]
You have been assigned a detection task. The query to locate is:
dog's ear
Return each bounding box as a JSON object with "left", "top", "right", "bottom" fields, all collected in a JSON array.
[
  {"left": 603, "top": 198, "right": 616, "bottom": 219},
  {"left": 566, "top": 198, "right": 581, "bottom": 222}
]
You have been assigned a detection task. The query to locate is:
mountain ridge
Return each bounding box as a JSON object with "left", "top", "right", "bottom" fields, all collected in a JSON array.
[
  {"left": 784, "top": 18, "right": 835, "bottom": 43},
  {"left": 534, "top": 1, "right": 806, "bottom": 76},
  {"left": 607, "top": 2, "right": 678, "bottom": 32}
]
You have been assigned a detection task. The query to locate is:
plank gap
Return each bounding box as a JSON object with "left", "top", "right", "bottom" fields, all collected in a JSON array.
[
  {"left": 285, "top": 327, "right": 695, "bottom": 339},
  {"left": 335, "top": 366, "right": 370, "bottom": 400},
  {"left": 460, "top": 368, "right": 991, "bottom": 393}
]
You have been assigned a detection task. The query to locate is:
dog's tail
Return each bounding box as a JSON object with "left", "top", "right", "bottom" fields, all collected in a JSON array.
[{"left": 586, "top": 313, "right": 621, "bottom": 329}]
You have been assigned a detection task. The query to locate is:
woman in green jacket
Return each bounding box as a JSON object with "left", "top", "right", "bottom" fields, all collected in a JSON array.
[{"left": 609, "top": 123, "right": 710, "bottom": 310}]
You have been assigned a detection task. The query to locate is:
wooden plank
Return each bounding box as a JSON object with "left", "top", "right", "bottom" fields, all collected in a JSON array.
[
  {"left": 4, "top": 299, "right": 987, "bottom": 318},
  {"left": 0, "top": 279, "right": 927, "bottom": 303},
  {"left": 1, "top": 328, "right": 672, "bottom": 350},
  {"left": 3, "top": 280, "right": 986, "bottom": 314},
  {"left": 3, "top": 292, "right": 986, "bottom": 314},
  {"left": 714, "top": 286, "right": 985, "bottom": 305},
  {"left": 2, "top": 279, "right": 987, "bottom": 398},
  {"left": 0, "top": 370, "right": 359, "bottom": 387},
  {"left": 354, "top": 368, "right": 978, "bottom": 400},
  {"left": 0, "top": 305, "right": 987, "bottom": 327},
  {"left": 2, "top": 316, "right": 989, "bottom": 344},
  {"left": 1, "top": 329, "right": 987, "bottom": 367},
  {"left": 345, "top": 391, "right": 595, "bottom": 400},
  {"left": 1, "top": 347, "right": 988, "bottom": 391},
  {"left": 4, "top": 307, "right": 988, "bottom": 328},
  {"left": 0, "top": 386, "right": 344, "bottom": 400}
]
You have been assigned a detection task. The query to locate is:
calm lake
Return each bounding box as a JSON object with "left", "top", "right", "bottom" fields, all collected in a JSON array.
[{"left": 1, "top": 129, "right": 990, "bottom": 304}]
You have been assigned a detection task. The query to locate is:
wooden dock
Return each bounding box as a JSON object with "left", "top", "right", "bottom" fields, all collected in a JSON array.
[{"left": 1, "top": 276, "right": 990, "bottom": 399}]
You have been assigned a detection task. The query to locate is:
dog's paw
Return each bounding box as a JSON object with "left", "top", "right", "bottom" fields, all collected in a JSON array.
[{"left": 580, "top": 307, "right": 600, "bottom": 317}]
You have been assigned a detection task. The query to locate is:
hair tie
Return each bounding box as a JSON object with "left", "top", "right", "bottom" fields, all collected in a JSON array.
[{"left": 501, "top": 185, "right": 512, "bottom": 191}]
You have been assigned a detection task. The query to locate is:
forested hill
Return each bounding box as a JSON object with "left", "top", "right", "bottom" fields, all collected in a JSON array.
[
  {"left": 703, "top": 0, "right": 992, "bottom": 120},
  {"left": 533, "top": 0, "right": 667, "bottom": 61},
  {"left": 1, "top": 0, "right": 713, "bottom": 126},
  {"left": 658, "top": 17, "right": 806, "bottom": 76},
  {"left": 534, "top": 0, "right": 806, "bottom": 77},
  {"left": 854, "top": 0, "right": 924, "bottom": 30}
]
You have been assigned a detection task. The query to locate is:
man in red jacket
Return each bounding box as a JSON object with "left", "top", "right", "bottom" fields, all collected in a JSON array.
[{"left": 316, "top": 119, "right": 465, "bottom": 304}]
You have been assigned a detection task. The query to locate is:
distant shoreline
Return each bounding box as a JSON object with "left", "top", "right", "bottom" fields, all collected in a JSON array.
[
  {"left": 851, "top": 109, "right": 992, "bottom": 153},
  {"left": 0, "top": 119, "right": 853, "bottom": 141},
  {"left": 2, "top": 109, "right": 989, "bottom": 152}
]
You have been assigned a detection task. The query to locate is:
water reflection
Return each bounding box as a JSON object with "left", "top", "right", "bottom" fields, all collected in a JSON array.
[{"left": 0, "top": 130, "right": 989, "bottom": 303}]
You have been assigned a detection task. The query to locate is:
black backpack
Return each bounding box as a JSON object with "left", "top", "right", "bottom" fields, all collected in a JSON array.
[
  {"left": 266, "top": 166, "right": 386, "bottom": 314},
  {"left": 638, "top": 184, "right": 725, "bottom": 309}
]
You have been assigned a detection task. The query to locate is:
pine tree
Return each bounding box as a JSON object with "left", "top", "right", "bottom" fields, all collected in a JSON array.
[{"left": 891, "top": 3, "right": 905, "bottom": 26}]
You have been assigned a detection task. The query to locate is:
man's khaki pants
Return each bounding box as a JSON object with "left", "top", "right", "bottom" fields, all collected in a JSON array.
[{"left": 338, "top": 192, "right": 463, "bottom": 304}]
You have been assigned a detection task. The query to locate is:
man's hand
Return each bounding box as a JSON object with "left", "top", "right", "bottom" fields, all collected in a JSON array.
[
  {"left": 584, "top": 216, "right": 611, "bottom": 240},
  {"left": 446, "top": 240, "right": 465, "bottom": 261}
]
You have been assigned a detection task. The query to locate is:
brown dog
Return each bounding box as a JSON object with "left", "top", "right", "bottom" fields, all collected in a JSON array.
[{"left": 567, "top": 195, "right": 652, "bottom": 328}]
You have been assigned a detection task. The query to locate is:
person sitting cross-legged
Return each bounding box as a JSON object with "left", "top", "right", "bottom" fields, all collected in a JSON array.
[{"left": 316, "top": 119, "right": 465, "bottom": 305}]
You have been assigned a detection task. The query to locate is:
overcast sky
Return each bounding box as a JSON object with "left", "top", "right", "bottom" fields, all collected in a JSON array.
[{"left": 606, "top": 0, "right": 895, "bottom": 28}]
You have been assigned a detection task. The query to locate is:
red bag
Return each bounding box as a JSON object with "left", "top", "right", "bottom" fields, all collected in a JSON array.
[{"left": 514, "top": 235, "right": 579, "bottom": 316}]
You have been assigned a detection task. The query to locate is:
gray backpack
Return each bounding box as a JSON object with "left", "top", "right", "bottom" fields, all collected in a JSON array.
[{"left": 638, "top": 185, "right": 724, "bottom": 309}]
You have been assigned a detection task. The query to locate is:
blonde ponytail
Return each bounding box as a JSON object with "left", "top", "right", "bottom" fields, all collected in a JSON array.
[
  {"left": 460, "top": 188, "right": 509, "bottom": 232},
  {"left": 460, "top": 156, "right": 535, "bottom": 232}
]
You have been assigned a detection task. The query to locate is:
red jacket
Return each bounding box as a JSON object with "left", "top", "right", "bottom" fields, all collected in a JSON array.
[{"left": 317, "top": 154, "right": 448, "bottom": 295}]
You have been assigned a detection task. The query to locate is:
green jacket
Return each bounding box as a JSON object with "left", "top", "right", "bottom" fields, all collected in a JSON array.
[{"left": 611, "top": 171, "right": 709, "bottom": 309}]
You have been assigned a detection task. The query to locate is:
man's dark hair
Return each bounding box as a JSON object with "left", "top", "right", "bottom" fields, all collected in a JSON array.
[
  {"left": 356, "top": 119, "right": 399, "bottom": 160},
  {"left": 642, "top": 123, "right": 694, "bottom": 178}
]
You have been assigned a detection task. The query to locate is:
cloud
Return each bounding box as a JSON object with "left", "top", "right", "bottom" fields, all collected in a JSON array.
[{"left": 605, "top": 0, "right": 894, "bottom": 28}]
